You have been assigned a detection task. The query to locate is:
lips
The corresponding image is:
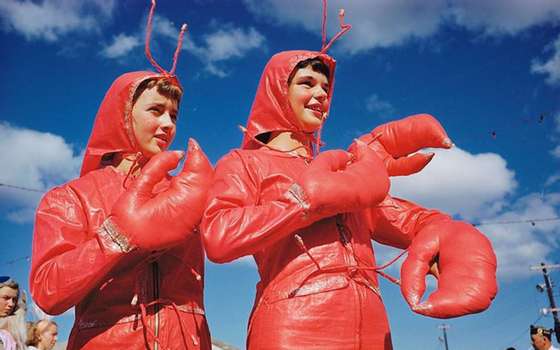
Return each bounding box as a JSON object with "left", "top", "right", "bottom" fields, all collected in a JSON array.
[
  {"left": 154, "top": 134, "right": 169, "bottom": 147},
  {"left": 306, "top": 104, "right": 324, "bottom": 119}
]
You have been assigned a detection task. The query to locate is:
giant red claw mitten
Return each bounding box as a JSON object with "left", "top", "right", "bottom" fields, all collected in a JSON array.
[
  {"left": 353, "top": 114, "right": 452, "bottom": 176},
  {"left": 110, "top": 138, "right": 213, "bottom": 250},
  {"left": 400, "top": 220, "right": 498, "bottom": 318},
  {"left": 299, "top": 140, "right": 389, "bottom": 220}
]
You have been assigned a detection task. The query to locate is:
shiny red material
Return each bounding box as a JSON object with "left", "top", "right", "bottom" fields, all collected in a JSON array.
[
  {"left": 401, "top": 220, "right": 498, "bottom": 318},
  {"left": 111, "top": 139, "right": 213, "bottom": 251},
  {"left": 352, "top": 114, "right": 452, "bottom": 176},
  {"left": 298, "top": 142, "right": 389, "bottom": 222},
  {"left": 30, "top": 72, "right": 211, "bottom": 349},
  {"left": 202, "top": 50, "right": 498, "bottom": 349}
]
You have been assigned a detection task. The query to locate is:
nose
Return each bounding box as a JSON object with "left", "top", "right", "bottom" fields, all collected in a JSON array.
[
  {"left": 159, "top": 112, "right": 175, "bottom": 131},
  {"left": 313, "top": 86, "right": 328, "bottom": 102}
]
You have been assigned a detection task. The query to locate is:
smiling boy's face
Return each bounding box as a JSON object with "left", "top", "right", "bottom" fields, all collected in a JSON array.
[
  {"left": 287, "top": 66, "right": 330, "bottom": 133},
  {"left": 132, "top": 86, "right": 179, "bottom": 158}
]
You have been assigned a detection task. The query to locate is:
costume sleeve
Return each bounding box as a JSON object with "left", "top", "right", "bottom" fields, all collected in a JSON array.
[
  {"left": 365, "top": 195, "right": 451, "bottom": 249},
  {"left": 201, "top": 152, "right": 310, "bottom": 263},
  {"left": 30, "top": 186, "right": 131, "bottom": 315}
]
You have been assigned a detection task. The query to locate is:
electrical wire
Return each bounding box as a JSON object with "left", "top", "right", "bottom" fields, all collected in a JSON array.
[{"left": 0, "top": 182, "right": 44, "bottom": 193}]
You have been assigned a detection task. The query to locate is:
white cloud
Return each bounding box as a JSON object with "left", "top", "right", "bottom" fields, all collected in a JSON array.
[
  {"left": 479, "top": 193, "right": 560, "bottom": 280},
  {"left": 552, "top": 145, "right": 560, "bottom": 158},
  {"left": 532, "top": 34, "right": 560, "bottom": 86},
  {"left": 101, "top": 33, "right": 140, "bottom": 59},
  {"left": 0, "top": 122, "right": 82, "bottom": 223},
  {"left": 377, "top": 145, "right": 560, "bottom": 281},
  {"left": 390, "top": 146, "right": 517, "bottom": 219},
  {"left": 365, "top": 94, "right": 396, "bottom": 119},
  {"left": 244, "top": 0, "right": 446, "bottom": 54},
  {"left": 186, "top": 25, "right": 266, "bottom": 77},
  {"left": 243, "top": 0, "right": 560, "bottom": 55},
  {"left": 0, "top": 0, "right": 115, "bottom": 42},
  {"left": 449, "top": 0, "right": 560, "bottom": 36}
]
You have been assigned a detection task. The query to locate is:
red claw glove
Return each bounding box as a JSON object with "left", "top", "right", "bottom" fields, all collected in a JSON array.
[
  {"left": 352, "top": 114, "right": 452, "bottom": 176},
  {"left": 110, "top": 138, "right": 213, "bottom": 251},
  {"left": 297, "top": 140, "right": 389, "bottom": 220},
  {"left": 400, "top": 220, "right": 498, "bottom": 318}
]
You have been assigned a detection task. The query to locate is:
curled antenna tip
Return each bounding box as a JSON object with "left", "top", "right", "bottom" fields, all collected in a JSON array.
[
  {"left": 151, "top": 0, "right": 156, "bottom": 5},
  {"left": 180, "top": 23, "right": 187, "bottom": 31}
]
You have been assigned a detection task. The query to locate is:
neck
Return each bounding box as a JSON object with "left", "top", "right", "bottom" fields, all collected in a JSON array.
[
  {"left": 113, "top": 153, "right": 146, "bottom": 174},
  {"left": 266, "top": 131, "right": 312, "bottom": 158}
]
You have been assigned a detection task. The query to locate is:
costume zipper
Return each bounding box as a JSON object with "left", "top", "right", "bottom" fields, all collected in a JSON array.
[{"left": 152, "top": 261, "right": 160, "bottom": 350}]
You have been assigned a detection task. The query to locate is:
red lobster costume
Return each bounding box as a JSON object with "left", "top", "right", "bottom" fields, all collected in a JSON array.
[
  {"left": 30, "top": 2, "right": 213, "bottom": 349},
  {"left": 201, "top": 22, "right": 497, "bottom": 350}
]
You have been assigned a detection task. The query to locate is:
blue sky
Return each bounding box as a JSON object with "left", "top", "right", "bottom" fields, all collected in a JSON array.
[{"left": 1, "top": 0, "right": 560, "bottom": 349}]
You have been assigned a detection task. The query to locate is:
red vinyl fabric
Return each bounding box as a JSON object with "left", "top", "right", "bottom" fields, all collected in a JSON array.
[
  {"left": 202, "top": 51, "right": 497, "bottom": 349},
  {"left": 30, "top": 71, "right": 211, "bottom": 350}
]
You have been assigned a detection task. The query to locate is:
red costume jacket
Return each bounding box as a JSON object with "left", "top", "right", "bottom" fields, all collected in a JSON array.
[
  {"left": 201, "top": 51, "right": 450, "bottom": 349},
  {"left": 30, "top": 72, "right": 211, "bottom": 350}
]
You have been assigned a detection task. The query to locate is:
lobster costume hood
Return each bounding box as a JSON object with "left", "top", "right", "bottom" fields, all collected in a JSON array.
[
  {"left": 80, "top": 71, "right": 166, "bottom": 176},
  {"left": 241, "top": 50, "right": 336, "bottom": 151},
  {"left": 30, "top": 2, "right": 213, "bottom": 349}
]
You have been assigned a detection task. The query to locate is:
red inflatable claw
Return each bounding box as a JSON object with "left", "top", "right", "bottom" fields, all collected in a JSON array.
[
  {"left": 354, "top": 114, "right": 452, "bottom": 176},
  {"left": 400, "top": 220, "right": 498, "bottom": 318},
  {"left": 299, "top": 140, "right": 389, "bottom": 220},
  {"left": 110, "top": 138, "right": 213, "bottom": 250}
]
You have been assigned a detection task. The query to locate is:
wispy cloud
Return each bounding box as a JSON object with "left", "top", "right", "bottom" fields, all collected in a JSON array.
[
  {"left": 243, "top": 0, "right": 560, "bottom": 55},
  {"left": 0, "top": 122, "right": 82, "bottom": 223},
  {"left": 365, "top": 94, "right": 396, "bottom": 119},
  {"left": 449, "top": 0, "right": 560, "bottom": 36},
  {"left": 100, "top": 33, "right": 141, "bottom": 59},
  {"left": 186, "top": 25, "right": 266, "bottom": 77},
  {"left": 532, "top": 34, "right": 560, "bottom": 86},
  {"left": 0, "top": 0, "right": 115, "bottom": 42}
]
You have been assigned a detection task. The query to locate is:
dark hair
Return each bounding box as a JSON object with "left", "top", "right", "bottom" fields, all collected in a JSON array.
[
  {"left": 287, "top": 57, "right": 330, "bottom": 86},
  {"left": 530, "top": 325, "right": 553, "bottom": 341},
  {"left": 132, "top": 77, "right": 183, "bottom": 106}
]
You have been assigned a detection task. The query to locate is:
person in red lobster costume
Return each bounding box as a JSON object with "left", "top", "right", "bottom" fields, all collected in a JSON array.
[
  {"left": 201, "top": 4, "right": 497, "bottom": 349},
  {"left": 29, "top": 2, "right": 213, "bottom": 349}
]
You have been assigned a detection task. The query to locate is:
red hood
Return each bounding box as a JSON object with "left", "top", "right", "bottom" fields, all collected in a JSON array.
[
  {"left": 80, "top": 71, "right": 179, "bottom": 176},
  {"left": 241, "top": 50, "right": 336, "bottom": 150}
]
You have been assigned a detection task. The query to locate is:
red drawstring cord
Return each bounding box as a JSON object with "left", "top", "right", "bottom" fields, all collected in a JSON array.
[
  {"left": 145, "top": 0, "right": 188, "bottom": 77},
  {"left": 130, "top": 254, "right": 201, "bottom": 350},
  {"left": 122, "top": 152, "right": 144, "bottom": 189},
  {"left": 293, "top": 231, "right": 406, "bottom": 297}
]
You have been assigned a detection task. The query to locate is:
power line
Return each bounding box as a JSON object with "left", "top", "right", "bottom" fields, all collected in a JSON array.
[
  {"left": 473, "top": 217, "right": 560, "bottom": 227},
  {"left": 0, "top": 182, "right": 44, "bottom": 193}
]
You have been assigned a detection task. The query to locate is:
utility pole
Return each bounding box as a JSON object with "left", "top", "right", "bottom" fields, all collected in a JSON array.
[
  {"left": 438, "top": 324, "right": 450, "bottom": 350},
  {"left": 531, "top": 262, "right": 560, "bottom": 342}
]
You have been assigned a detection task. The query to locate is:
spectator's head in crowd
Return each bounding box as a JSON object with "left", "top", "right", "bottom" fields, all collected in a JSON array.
[
  {"left": 0, "top": 277, "right": 27, "bottom": 349},
  {"left": 0, "top": 277, "right": 18, "bottom": 318},
  {"left": 27, "top": 320, "right": 58, "bottom": 350},
  {"left": 531, "top": 325, "right": 554, "bottom": 350}
]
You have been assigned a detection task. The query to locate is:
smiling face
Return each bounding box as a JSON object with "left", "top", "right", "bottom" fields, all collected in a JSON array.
[
  {"left": 288, "top": 65, "right": 330, "bottom": 133},
  {"left": 132, "top": 86, "right": 179, "bottom": 158}
]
